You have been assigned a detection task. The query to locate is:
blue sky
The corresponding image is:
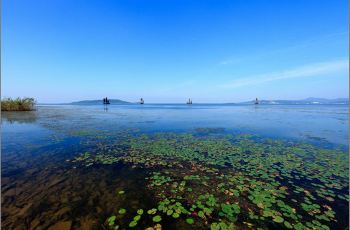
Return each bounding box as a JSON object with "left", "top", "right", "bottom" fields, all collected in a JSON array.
[{"left": 2, "top": 0, "right": 348, "bottom": 103}]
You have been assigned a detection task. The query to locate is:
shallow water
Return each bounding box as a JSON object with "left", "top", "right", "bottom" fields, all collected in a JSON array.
[{"left": 1, "top": 104, "right": 349, "bottom": 229}]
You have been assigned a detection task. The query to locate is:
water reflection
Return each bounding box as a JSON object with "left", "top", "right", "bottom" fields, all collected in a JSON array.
[{"left": 2, "top": 111, "right": 38, "bottom": 124}]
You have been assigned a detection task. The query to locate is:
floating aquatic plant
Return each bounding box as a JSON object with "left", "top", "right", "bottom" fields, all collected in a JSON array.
[
  {"left": 72, "top": 131, "right": 348, "bottom": 229},
  {"left": 107, "top": 215, "right": 116, "bottom": 226},
  {"left": 186, "top": 218, "right": 194, "bottom": 224},
  {"left": 129, "top": 220, "right": 138, "bottom": 228},
  {"left": 118, "top": 208, "right": 126, "bottom": 215},
  {"left": 152, "top": 215, "right": 162, "bottom": 222},
  {"left": 147, "top": 208, "right": 157, "bottom": 215},
  {"left": 137, "top": 209, "right": 144, "bottom": 215}
]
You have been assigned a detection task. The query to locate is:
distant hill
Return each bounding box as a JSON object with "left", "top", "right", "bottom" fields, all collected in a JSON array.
[
  {"left": 237, "top": 98, "right": 349, "bottom": 105},
  {"left": 70, "top": 99, "right": 131, "bottom": 105}
]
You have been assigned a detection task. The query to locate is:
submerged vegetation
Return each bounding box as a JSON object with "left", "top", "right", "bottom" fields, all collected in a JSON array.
[
  {"left": 1, "top": 97, "right": 36, "bottom": 111},
  {"left": 71, "top": 131, "right": 349, "bottom": 229}
]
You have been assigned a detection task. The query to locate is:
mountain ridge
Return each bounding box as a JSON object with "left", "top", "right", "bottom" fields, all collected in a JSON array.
[
  {"left": 50, "top": 97, "right": 349, "bottom": 105},
  {"left": 236, "top": 98, "right": 349, "bottom": 105},
  {"left": 70, "top": 99, "right": 131, "bottom": 105}
]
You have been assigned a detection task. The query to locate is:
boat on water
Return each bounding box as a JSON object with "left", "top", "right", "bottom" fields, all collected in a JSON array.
[
  {"left": 186, "top": 98, "right": 192, "bottom": 104},
  {"left": 254, "top": 98, "right": 259, "bottom": 105},
  {"left": 103, "top": 97, "right": 110, "bottom": 104},
  {"left": 140, "top": 98, "right": 144, "bottom": 104}
]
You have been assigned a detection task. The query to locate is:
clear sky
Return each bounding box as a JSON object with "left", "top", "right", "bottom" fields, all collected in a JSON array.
[{"left": 2, "top": 0, "right": 349, "bottom": 103}]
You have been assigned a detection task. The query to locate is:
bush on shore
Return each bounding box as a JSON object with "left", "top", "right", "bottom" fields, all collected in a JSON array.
[{"left": 1, "top": 97, "right": 36, "bottom": 111}]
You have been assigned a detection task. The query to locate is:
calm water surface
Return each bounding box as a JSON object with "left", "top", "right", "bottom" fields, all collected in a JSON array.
[{"left": 2, "top": 104, "right": 349, "bottom": 229}]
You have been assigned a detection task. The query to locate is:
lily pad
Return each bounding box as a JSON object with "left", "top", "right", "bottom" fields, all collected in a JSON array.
[
  {"left": 273, "top": 216, "right": 284, "bottom": 223},
  {"left": 186, "top": 218, "right": 194, "bottom": 224},
  {"left": 129, "top": 220, "right": 138, "bottom": 228},
  {"left": 147, "top": 208, "right": 157, "bottom": 215},
  {"left": 118, "top": 208, "right": 126, "bottom": 215},
  {"left": 153, "top": 215, "right": 162, "bottom": 222},
  {"left": 137, "top": 209, "right": 144, "bottom": 215}
]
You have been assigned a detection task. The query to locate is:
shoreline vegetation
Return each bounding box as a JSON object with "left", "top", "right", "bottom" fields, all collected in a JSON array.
[{"left": 1, "top": 97, "right": 36, "bottom": 111}]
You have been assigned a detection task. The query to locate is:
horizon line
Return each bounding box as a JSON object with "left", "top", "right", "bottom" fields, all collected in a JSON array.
[{"left": 36, "top": 97, "right": 349, "bottom": 105}]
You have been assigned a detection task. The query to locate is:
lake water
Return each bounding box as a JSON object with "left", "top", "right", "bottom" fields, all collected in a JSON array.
[{"left": 2, "top": 104, "right": 349, "bottom": 229}]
